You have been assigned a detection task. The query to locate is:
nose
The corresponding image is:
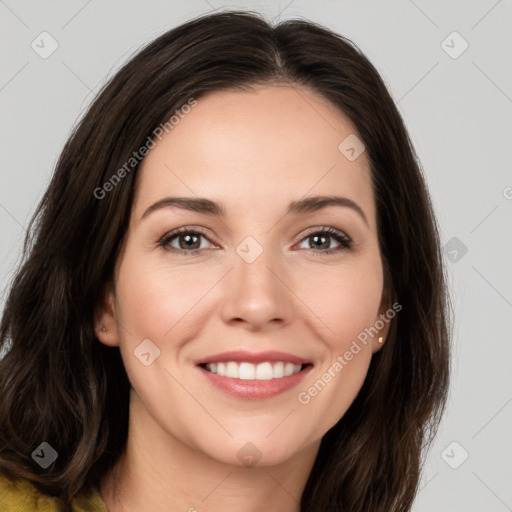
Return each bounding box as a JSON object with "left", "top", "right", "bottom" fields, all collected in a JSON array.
[{"left": 220, "top": 244, "right": 294, "bottom": 330}]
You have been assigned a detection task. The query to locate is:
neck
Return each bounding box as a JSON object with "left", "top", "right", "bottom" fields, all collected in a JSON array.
[{"left": 99, "top": 392, "right": 319, "bottom": 512}]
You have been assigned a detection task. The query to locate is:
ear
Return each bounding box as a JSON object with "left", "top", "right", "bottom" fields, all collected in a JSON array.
[
  {"left": 371, "top": 291, "right": 394, "bottom": 354},
  {"left": 94, "top": 282, "right": 120, "bottom": 347}
]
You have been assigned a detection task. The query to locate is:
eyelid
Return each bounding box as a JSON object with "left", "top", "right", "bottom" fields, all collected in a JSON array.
[{"left": 297, "top": 225, "right": 350, "bottom": 241}]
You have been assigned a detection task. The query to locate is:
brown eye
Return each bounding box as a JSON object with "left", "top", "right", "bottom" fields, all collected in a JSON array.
[
  {"left": 174, "top": 232, "right": 202, "bottom": 250},
  {"left": 297, "top": 227, "right": 352, "bottom": 254},
  {"left": 158, "top": 228, "right": 213, "bottom": 255}
]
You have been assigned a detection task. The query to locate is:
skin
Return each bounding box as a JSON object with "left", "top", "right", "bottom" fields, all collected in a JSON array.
[{"left": 96, "top": 84, "right": 390, "bottom": 512}]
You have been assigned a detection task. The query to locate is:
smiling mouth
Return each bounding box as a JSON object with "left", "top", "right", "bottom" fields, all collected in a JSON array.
[{"left": 200, "top": 361, "right": 312, "bottom": 380}]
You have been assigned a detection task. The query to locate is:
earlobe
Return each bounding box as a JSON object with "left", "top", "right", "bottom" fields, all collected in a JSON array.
[
  {"left": 371, "top": 332, "right": 386, "bottom": 354},
  {"left": 95, "top": 324, "right": 119, "bottom": 347},
  {"left": 371, "top": 299, "right": 393, "bottom": 354},
  {"left": 94, "top": 284, "right": 120, "bottom": 347}
]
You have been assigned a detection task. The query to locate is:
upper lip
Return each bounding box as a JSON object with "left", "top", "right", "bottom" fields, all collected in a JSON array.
[{"left": 194, "top": 350, "right": 312, "bottom": 366}]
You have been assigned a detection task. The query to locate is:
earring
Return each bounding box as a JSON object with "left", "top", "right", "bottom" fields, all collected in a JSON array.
[
  {"left": 378, "top": 335, "right": 384, "bottom": 344},
  {"left": 97, "top": 326, "right": 107, "bottom": 333}
]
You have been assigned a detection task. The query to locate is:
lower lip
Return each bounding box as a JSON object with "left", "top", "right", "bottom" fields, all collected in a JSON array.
[{"left": 198, "top": 365, "right": 313, "bottom": 400}]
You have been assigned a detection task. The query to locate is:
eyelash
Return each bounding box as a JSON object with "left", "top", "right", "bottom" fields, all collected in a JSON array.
[{"left": 156, "top": 226, "right": 353, "bottom": 256}]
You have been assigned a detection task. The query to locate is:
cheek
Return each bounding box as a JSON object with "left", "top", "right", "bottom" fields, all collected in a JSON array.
[
  {"left": 112, "top": 254, "right": 214, "bottom": 409},
  {"left": 298, "top": 257, "right": 384, "bottom": 346},
  {"left": 292, "top": 259, "right": 383, "bottom": 426},
  {"left": 112, "top": 252, "right": 226, "bottom": 403},
  {"left": 114, "top": 253, "right": 215, "bottom": 343},
  {"left": 329, "top": 279, "right": 382, "bottom": 344}
]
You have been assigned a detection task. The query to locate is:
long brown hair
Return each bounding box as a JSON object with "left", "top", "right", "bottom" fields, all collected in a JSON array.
[{"left": 0, "top": 10, "right": 450, "bottom": 511}]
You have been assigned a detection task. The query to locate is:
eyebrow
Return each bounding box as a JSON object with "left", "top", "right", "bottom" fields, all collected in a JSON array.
[{"left": 141, "top": 195, "right": 369, "bottom": 226}]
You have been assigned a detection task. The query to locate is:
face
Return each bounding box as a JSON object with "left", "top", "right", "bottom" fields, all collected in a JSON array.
[{"left": 97, "top": 84, "right": 390, "bottom": 467}]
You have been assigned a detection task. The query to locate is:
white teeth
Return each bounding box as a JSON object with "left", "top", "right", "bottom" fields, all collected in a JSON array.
[
  {"left": 273, "top": 361, "right": 284, "bottom": 378},
  {"left": 205, "top": 361, "right": 303, "bottom": 379},
  {"left": 255, "top": 362, "right": 273, "bottom": 380},
  {"left": 225, "top": 362, "right": 239, "bottom": 378},
  {"left": 284, "top": 362, "right": 295, "bottom": 377},
  {"left": 239, "top": 362, "right": 255, "bottom": 380}
]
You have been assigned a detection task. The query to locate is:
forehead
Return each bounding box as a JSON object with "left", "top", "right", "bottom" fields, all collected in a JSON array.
[{"left": 133, "top": 85, "right": 375, "bottom": 226}]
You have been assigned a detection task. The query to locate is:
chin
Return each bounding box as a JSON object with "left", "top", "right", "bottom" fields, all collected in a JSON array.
[{"left": 196, "top": 432, "right": 314, "bottom": 468}]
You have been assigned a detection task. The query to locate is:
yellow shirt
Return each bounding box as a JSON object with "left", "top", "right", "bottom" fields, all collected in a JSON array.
[{"left": 0, "top": 470, "right": 109, "bottom": 511}]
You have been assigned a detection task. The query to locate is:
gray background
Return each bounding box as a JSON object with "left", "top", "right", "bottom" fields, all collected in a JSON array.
[{"left": 1, "top": 0, "right": 511, "bottom": 510}]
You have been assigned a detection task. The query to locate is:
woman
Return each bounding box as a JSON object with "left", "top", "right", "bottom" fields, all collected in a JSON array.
[{"left": 0, "top": 10, "right": 450, "bottom": 512}]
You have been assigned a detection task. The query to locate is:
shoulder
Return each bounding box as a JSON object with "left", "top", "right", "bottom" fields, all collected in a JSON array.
[
  {"left": 71, "top": 481, "right": 110, "bottom": 512},
  {"left": 0, "top": 470, "right": 109, "bottom": 512},
  {"left": 0, "top": 470, "right": 63, "bottom": 511}
]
